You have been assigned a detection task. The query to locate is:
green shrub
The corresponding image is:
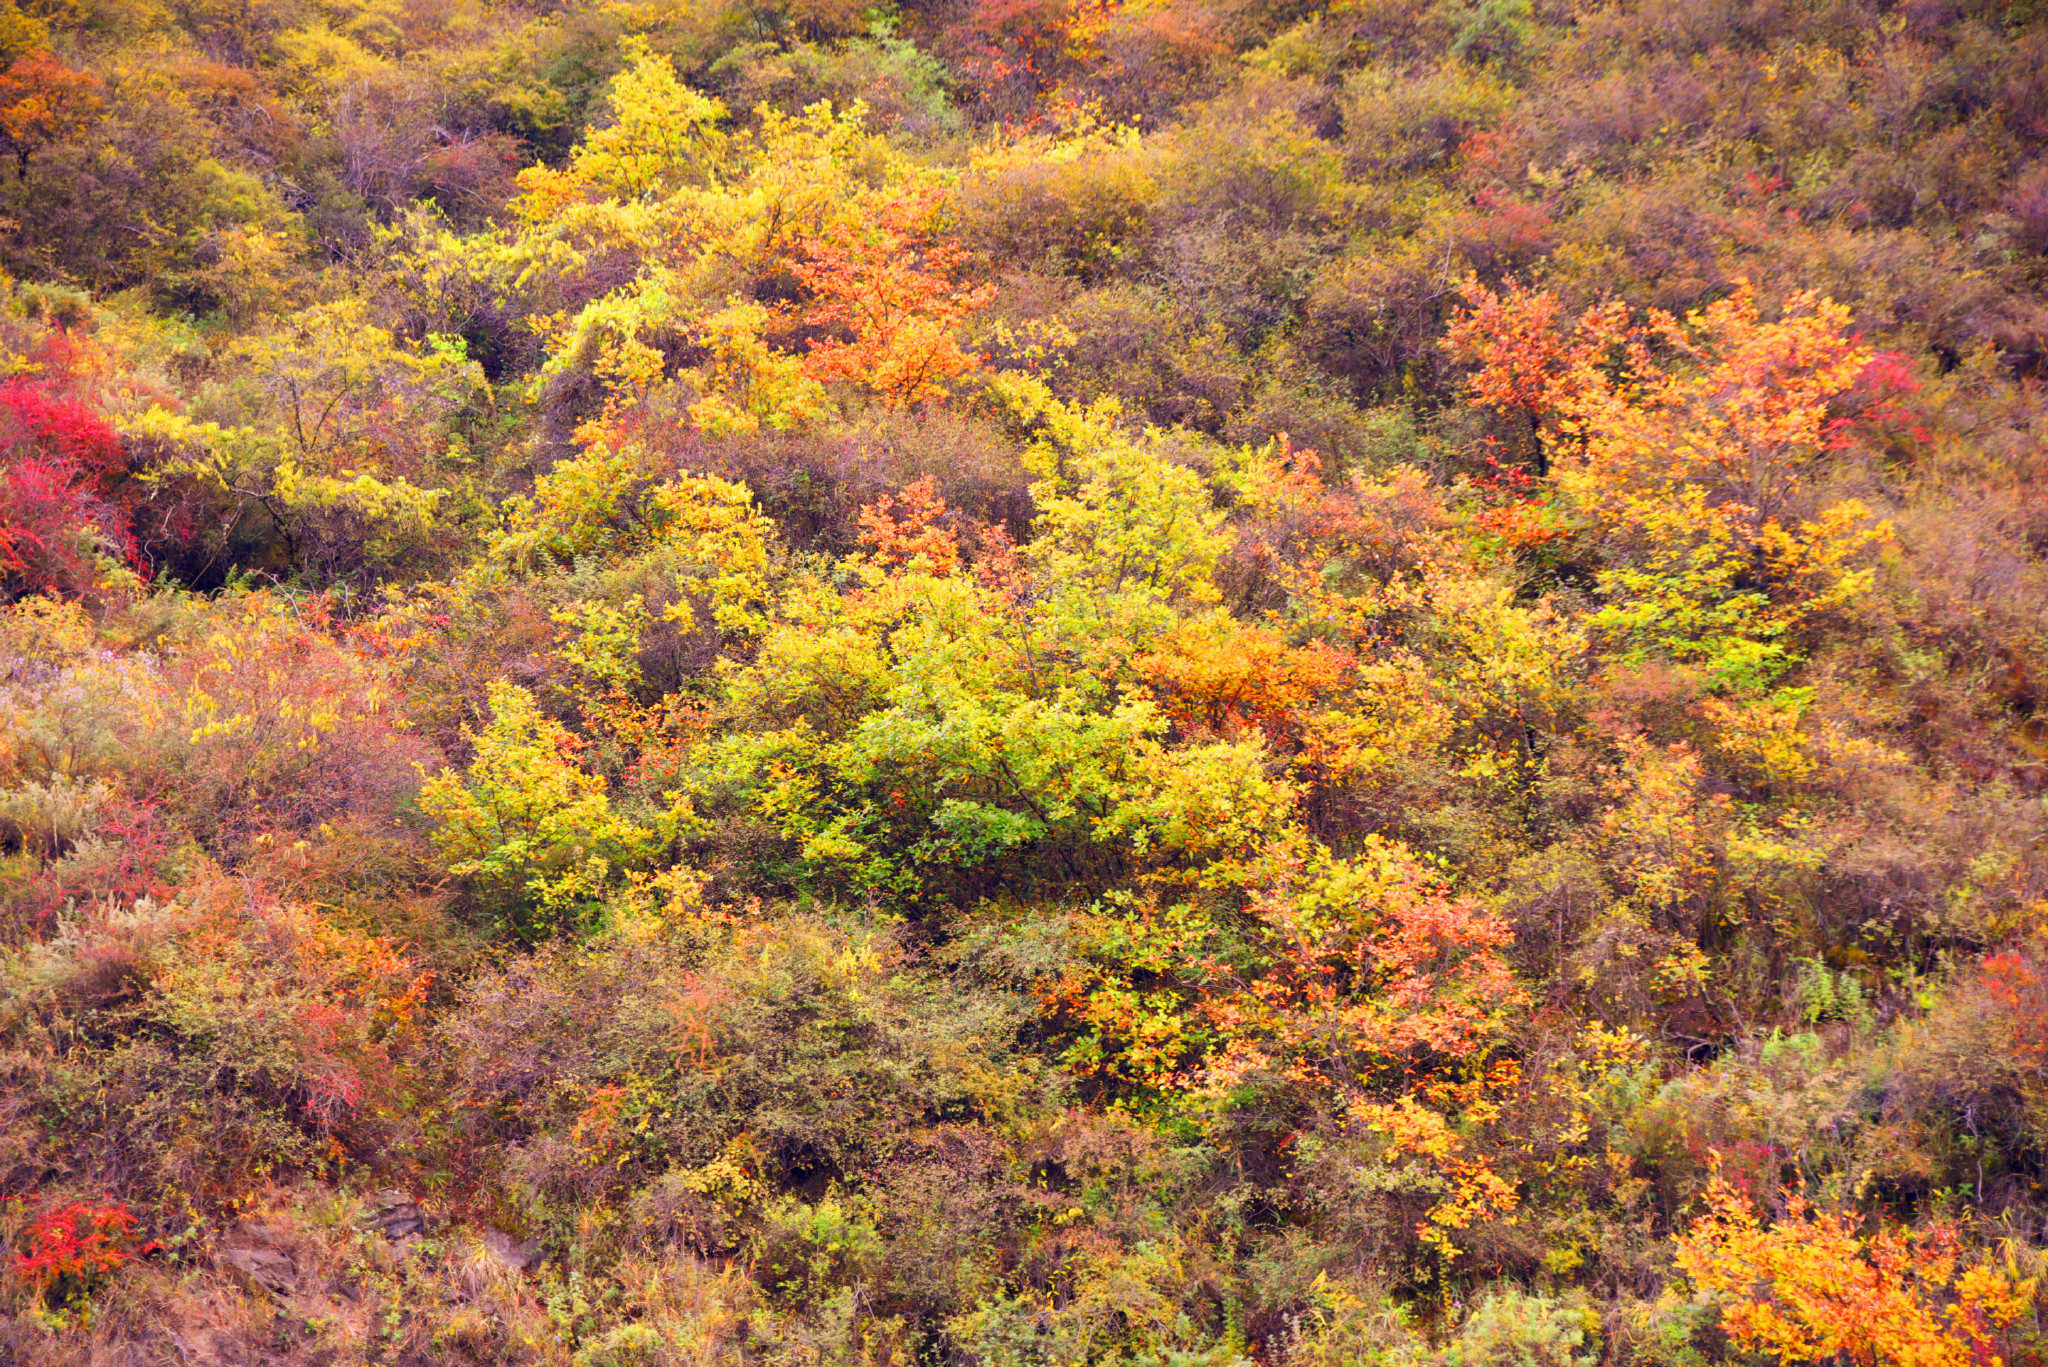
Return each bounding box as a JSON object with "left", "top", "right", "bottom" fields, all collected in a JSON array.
[{"left": 1440, "top": 1290, "right": 1596, "bottom": 1367}]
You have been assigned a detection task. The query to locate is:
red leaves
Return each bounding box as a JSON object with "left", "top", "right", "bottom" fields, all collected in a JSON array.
[
  {"left": 9, "top": 1200, "right": 154, "bottom": 1300},
  {"left": 7, "top": 792, "right": 179, "bottom": 939},
  {"left": 1838, "top": 349, "right": 1931, "bottom": 448},
  {"left": 304, "top": 1065, "right": 365, "bottom": 1129},
  {"left": 0, "top": 380, "right": 139, "bottom": 599},
  {"left": 1050, "top": 837, "right": 1523, "bottom": 1109},
  {"left": 0, "top": 385, "right": 122, "bottom": 478},
  {"left": 1449, "top": 276, "right": 1891, "bottom": 539},
  {"left": 939, "top": 0, "right": 1090, "bottom": 117},
  {"left": 1468, "top": 452, "right": 1572, "bottom": 549},
  {"left": 1979, "top": 950, "right": 2048, "bottom": 1069},
  {"left": 1980, "top": 951, "right": 2042, "bottom": 1006},
  {"left": 0, "top": 454, "right": 134, "bottom": 597},
  {"left": 1449, "top": 188, "right": 1556, "bottom": 279}
]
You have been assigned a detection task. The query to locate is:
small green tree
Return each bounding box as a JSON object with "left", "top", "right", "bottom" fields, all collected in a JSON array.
[{"left": 420, "top": 680, "right": 650, "bottom": 939}]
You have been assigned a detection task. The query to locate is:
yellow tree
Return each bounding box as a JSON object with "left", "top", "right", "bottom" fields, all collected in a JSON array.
[
  {"left": 514, "top": 46, "right": 987, "bottom": 433},
  {"left": 419, "top": 680, "right": 651, "bottom": 939},
  {"left": 1676, "top": 1172, "right": 2035, "bottom": 1367}
]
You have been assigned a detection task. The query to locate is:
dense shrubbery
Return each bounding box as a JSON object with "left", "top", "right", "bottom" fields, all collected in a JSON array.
[{"left": 3, "top": 0, "right": 2048, "bottom": 1361}]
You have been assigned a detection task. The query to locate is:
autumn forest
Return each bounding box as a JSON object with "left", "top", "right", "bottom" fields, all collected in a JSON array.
[{"left": 2, "top": 0, "right": 2047, "bottom": 1361}]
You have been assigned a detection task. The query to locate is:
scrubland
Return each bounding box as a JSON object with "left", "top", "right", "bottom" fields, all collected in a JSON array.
[{"left": 3, "top": 0, "right": 2048, "bottom": 1361}]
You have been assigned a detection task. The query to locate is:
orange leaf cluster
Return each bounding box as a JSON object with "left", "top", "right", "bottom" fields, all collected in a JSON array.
[
  {"left": 1676, "top": 1172, "right": 2036, "bottom": 1367},
  {"left": 857, "top": 475, "right": 960, "bottom": 576},
  {"left": 796, "top": 188, "right": 997, "bottom": 407},
  {"left": 0, "top": 51, "right": 100, "bottom": 177},
  {"left": 1193, "top": 840, "right": 1525, "bottom": 1099},
  {"left": 1452, "top": 276, "right": 1880, "bottom": 529},
  {"left": 1135, "top": 620, "right": 1351, "bottom": 752}
]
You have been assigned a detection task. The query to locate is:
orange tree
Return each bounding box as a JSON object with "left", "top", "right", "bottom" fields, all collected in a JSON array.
[
  {"left": 0, "top": 50, "right": 100, "bottom": 179},
  {"left": 1676, "top": 1171, "right": 2037, "bottom": 1367},
  {"left": 1450, "top": 277, "right": 1896, "bottom": 695},
  {"left": 1040, "top": 833, "right": 1528, "bottom": 1258},
  {"left": 796, "top": 186, "right": 997, "bottom": 408}
]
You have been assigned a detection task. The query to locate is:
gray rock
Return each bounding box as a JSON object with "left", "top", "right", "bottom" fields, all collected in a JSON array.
[
  {"left": 218, "top": 1244, "right": 296, "bottom": 1297},
  {"left": 481, "top": 1227, "right": 542, "bottom": 1272},
  {"left": 358, "top": 1188, "right": 428, "bottom": 1239}
]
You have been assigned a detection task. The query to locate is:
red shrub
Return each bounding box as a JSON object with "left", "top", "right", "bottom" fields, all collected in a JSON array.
[
  {"left": 9, "top": 1199, "right": 154, "bottom": 1301},
  {"left": 424, "top": 130, "right": 523, "bottom": 224},
  {"left": 0, "top": 455, "right": 135, "bottom": 599},
  {"left": 0, "top": 385, "right": 122, "bottom": 477},
  {"left": 2008, "top": 165, "right": 2048, "bottom": 256},
  {"left": 938, "top": 0, "right": 1092, "bottom": 125},
  {"left": 7, "top": 793, "right": 181, "bottom": 939},
  {"left": 0, "top": 381, "right": 140, "bottom": 599},
  {"left": 1835, "top": 348, "right": 1932, "bottom": 448},
  {"left": 1451, "top": 187, "right": 1556, "bottom": 279},
  {"left": 1980, "top": 950, "right": 2048, "bottom": 1068}
]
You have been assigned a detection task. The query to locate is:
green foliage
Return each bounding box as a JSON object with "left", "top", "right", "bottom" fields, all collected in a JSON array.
[
  {"left": 1441, "top": 1290, "right": 1597, "bottom": 1367},
  {"left": 420, "top": 680, "right": 652, "bottom": 939},
  {"left": 750, "top": 1192, "right": 883, "bottom": 1302},
  {"left": 1796, "top": 957, "right": 1868, "bottom": 1026}
]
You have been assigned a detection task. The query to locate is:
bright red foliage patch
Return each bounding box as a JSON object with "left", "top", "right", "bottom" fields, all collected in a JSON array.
[
  {"left": 0, "top": 380, "right": 139, "bottom": 598},
  {"left": 9, "top": 1200, "right": 155, "bottom": 1299}
]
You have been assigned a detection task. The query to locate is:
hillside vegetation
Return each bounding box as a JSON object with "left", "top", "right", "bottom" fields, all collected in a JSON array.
[{"left": 3, "top": 0, "right": 2048, "bottom": 1360}]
